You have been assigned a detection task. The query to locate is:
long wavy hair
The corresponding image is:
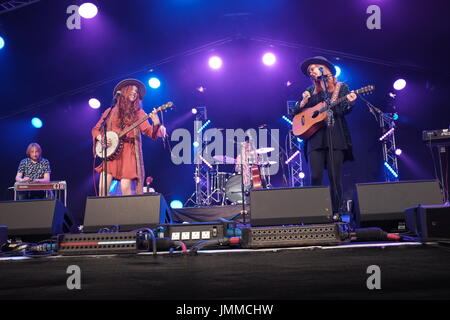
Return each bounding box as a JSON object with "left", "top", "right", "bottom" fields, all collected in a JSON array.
[
  {"left": 116, "top": 85, "right": 142, "bottom": 129},
  {"left": 26, "top": 142, "right": 42, "bottom": 160},
  {"left": 309, "top": 65, "right": 337, "bottom": 94}
]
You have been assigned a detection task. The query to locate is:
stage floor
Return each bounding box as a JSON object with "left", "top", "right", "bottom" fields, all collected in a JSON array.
[{"left": 1, "top": 241, "right": 450, "bottom": 300}]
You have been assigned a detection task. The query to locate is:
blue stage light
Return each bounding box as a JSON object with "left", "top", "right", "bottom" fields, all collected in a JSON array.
[
  {"left": 0, "top": 36, "right": 5, "bottom": 50},
  {"left": 197, "top": 119, "right": 211, "bottom": 133},
  {"left": 393, "top": 113, "right": 399, "bottom": 120},
  {"left": 282, "top": 115, "right": 293, "bottom": 126},
  {"left": 334, "top": 65, "right": 341, "bottom": 77},
  {"left": 148, "top": 77, "right": 161, "bottom": 89},
  {"left": 31, "top": 117, "right": 43, "bottom": 128},
  {"left": 384, "top": 162, "right": 399, "bottom": 178},
  {"left": 170, "top": 200, "right": 183, "bottom": 209}
]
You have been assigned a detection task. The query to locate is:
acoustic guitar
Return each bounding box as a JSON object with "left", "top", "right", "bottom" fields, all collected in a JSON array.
[
  {"left": 95, "top": 101, "right": 173, "bottom": 160},
  {"left": 292, "top": 85, "right": 374, "bottom": 139}
]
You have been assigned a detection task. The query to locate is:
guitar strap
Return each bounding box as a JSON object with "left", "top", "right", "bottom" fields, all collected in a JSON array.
[{"left": 330, "top": 82, "right": 343, "bottom": 103}]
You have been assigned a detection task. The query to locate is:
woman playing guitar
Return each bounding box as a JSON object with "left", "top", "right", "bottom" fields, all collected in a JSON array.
[{"left": 292, "top": 56, "right": 357, "bottom": 218}]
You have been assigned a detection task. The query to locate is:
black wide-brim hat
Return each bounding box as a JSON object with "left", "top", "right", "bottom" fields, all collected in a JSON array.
[
  {"left": 113, "top": 78, "right": 146, "bottom": 100},
  {"left": 300, "top": 56, "right": 336, "bottom": 76}
]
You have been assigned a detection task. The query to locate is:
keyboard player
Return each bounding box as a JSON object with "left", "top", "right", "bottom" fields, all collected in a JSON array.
[{"left": 15, "top": 143, "right": 52, "bottom": 200}]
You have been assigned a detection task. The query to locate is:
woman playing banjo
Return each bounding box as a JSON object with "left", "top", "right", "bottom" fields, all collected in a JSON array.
[{"left": 92, "top": 79, "right": 165, "bottom": 196}]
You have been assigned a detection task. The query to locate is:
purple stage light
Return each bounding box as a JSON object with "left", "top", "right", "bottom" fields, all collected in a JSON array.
[
  {"left": 299, "top": 172, "right": 305, "bottom": 179},
  {"left": 393, "top": 79, "right": 406, "bottom": 90},
  {"left": 89, "top": 98, "right": 101, "bottom": 109},
  {"left": 191, "top": 108, "right": 198, "bottom": 115},
  {"left": 262, "top": 52, "right": 276, "bottom": 66},
  {"left": 197, "top": 86, "right": 205, "bottom": 93},
  {"left": 208, "top": 56, "right": 222, "bottom": 69},
  {"left": 395, "top": 148, "right": 402, "bottom": 156},
  {"left": 79, "top": 3, "right": 98, "bottom": 19}
]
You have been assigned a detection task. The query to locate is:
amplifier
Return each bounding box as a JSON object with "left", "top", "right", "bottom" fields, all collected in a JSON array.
[
  {"left": 405, "top": 205, "right": 450, "bottom": 241},
  {"left": 156, "top": 221, "right": 237, "bottom": 247},
  {"left": 241, "top": 223, "right": 351, "bottom": 249}
]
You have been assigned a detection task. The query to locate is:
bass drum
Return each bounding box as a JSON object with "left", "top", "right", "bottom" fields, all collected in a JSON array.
[{"left": 225, "top": 174, "right": 250, "bottom": 204}]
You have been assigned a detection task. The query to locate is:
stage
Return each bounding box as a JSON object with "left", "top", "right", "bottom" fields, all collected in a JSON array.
[{"left": 1, "top": 241, "right": 450, "bottom": 300}]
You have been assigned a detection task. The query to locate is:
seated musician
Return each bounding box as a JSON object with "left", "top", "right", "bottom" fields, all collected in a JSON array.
[{"left": 15, "top": 142, "right": 51, "bottom": 200}]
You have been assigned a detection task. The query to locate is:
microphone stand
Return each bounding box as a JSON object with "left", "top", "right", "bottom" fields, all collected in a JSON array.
[
  {"left": 99, "top": 95, "right": 117, "bottom": 196},
  {"left": 320, "top": 72, "right": 341, "bottom": 218},
  {"left": 263, "top": 125, "right": 289, "bottom": 187}
]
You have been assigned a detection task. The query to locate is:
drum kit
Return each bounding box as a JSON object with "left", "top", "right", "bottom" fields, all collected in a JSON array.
[{"left": 207, "top": 147, "right": 277, "bottom": 205}]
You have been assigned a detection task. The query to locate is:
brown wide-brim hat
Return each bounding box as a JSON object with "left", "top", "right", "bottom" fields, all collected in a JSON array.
[
  {"left": 113, "top": 78, "right": 146, "bottom": 100},
  {"left": 300, "top": 56, "right": 336, "bottom": 76}
]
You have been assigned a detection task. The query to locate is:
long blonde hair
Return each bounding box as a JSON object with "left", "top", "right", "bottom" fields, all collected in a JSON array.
[{"left": 26, "top": 143, "right": 42, "bottom": 160}]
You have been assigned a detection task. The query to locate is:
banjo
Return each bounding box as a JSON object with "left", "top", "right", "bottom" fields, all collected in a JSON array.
[{"left": 95, "top": 101, "right": 173, "bottom": 160}]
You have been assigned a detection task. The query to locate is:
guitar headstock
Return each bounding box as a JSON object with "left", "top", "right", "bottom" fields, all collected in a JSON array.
[
  {"left": 154, "top": 101, "right": 174, "bottom": 112},
  {"left": 356, "top": 85, "right": 375, "bottom": 95}
]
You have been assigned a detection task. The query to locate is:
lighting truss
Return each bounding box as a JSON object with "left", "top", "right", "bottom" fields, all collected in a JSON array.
[{"left": 0, "top": 0, "right": 40, "bottom": 15}]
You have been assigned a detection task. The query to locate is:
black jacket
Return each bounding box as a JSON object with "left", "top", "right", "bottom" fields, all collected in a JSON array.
[{"left": 292, "top": 83, "right": 355, "bottom": 162}]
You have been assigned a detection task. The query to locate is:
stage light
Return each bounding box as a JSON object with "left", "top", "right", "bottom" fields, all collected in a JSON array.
[
  {"left": 299, "top": 172, "right": 306, "bottom": 179},
  {"left": 208, "top": 56, "right": 222, "bottom": 69},
  {"left": 193, "top": 141, "right": 200, "bottom": 148},
  {"left": 31, "top": 117, "right": 43, "bottom": 128},
  {"left": 262, "top": 52, "right": 276, "bottom": 66},
  {"left": 297, "top": 138, "right": 303, "bottom": 144},
  {"left": 191, "top": 108, "right": 198, "bottom": 114},
  {"left": 384, "top": 162, "right": 399, "bottom": 178},
  {"left": 379, "top": 128, "right": 395, "bottom": 141},
  {"left": 89, "top": 98, "right": 101, "bottom": 109},
  {"left": 286, "top": 81, "right": 293, "bottom": 87},
  {"left": 148, "top": 77, "right": 161, "bottom": 89},
  {"left": 78, "top": 3, "right": 98, "bottom": 19},
  {"left": 285, "top": 150, "right": 300, "bottom": 165},
  {"left": 393, "top": 113, "right": 399, "bottom": 120},
  {"left": 393, "top": 79, "right": 406, "bottom": 90},
  {"left": 334, "top": 65, "right": 341, "bottom": 77},
  {"left": 170, "top": 200, "right": 183, "bottom": 209},
  {"left": 197, "top": 86, "right": 205, "bottom": 93},
  {"left": 282, "top": 115, "right": 293, "bottom": 126},
  {"left": 395, "top": 148, "right": 402, "bottom": 156},
  {"left": 195, "top": 177, "right": 201, "bottom": 184},
  {"left": 0, "top": 36, "right": 5, "bottom": 50},
  {"left": 197, "top": 119, "right": 211, "bottom": 133}
]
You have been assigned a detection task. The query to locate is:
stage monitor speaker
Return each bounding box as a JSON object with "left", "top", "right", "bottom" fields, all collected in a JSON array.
[
  {"left": 0, "top": 199, "right": 75, "bottom": 239},
  {"left": 250, "top": 186, "right": 333, "bottom": 227},
  {"left": 83, "top": 193, "right": 172, "bottom": 233},
  {"left": 354, "top": 180, "right": 443, "bottom": 232},
  {"left": 405, "top": 205, "right": 450, "bottom": 241}
]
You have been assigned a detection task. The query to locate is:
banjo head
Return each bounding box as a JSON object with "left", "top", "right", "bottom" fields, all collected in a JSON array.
[{"left": 95, "top": 131, "right": 120, "bottom": 158}]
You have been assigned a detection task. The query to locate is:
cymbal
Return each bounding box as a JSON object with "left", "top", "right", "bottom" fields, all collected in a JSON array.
[
  {"left": 213, "top": 155, "right": 236, "bottom": 164},
  {"left": 260, "top": 161, "right": 278, "bottom": 166},
  {"left": 256, "top": 147, "right": 275, "bottom": 154}
]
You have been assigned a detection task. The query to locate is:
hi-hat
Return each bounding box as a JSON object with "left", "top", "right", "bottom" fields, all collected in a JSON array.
[
  {"left": 213, "top": 155, "right": 236, "bottom": 164},
  {"left": 256, "top": 147, "right": 275, "bottom": 154}
]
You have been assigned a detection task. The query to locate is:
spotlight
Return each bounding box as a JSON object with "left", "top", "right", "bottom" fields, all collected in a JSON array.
[
  {"left": 0, "top": 36, "right": 5, "bottom": 50},
  {"left": 78, "top": 3, "right": 98, "bottom": 19},
  {"left": 384, "top": 162, "right": 399, "bottom": 178},
  {"left": 334, "top": 65, "right": 341, "bottom": 77},
  {"left": 393, "top": 79, "right": 406, "bottom": 91},
  {"left": 170, "top": 200, "right": 183, "bottom": 209},
  {"left": 195, "top": 177, "right": 201, "bottom": 184},
  {"left": 148, "top": 77, "right": 161, "bottom": 89},
  {"left": 191, "top": 108, "right": 198, "bottom": 115},
  {"left": 389, "top": 92, "right": 397, "bottom": 99},
  {"left": 208, "top": 56, "right": 222, "bottom": 69},
  {"left": 31, "top": 117, "right": 43, "bottom": 128},
  {"left": 89, "top": 98, "right": 101, "bottom": 109},
  {"left": 193, "top": 141, "right": 200, "bottom": 148},
  {"left": 282, "top": 115, "right": 293, "bottom": 126},
  {"left": 395, "top": 148, "right": 402, "bottom": 156},
  {"left": 262, "top": 52, "right": 276, "bottom": 66},
  {"left": 197, "top": 86, "right": 205, "bottom": 93},
  {"left": 286, "top": 81, "right": 293, "bottom": 87},
  {"left": 393, "top": 113, "right": 399, "bottom": 121},
  {"left": 299, "top": 172, "right": 306, "bottom": 179}
]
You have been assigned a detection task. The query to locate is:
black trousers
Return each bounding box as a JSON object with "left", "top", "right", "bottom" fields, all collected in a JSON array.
[{"left": 308, "top": 149, "right": 345, "bottom": 213}]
